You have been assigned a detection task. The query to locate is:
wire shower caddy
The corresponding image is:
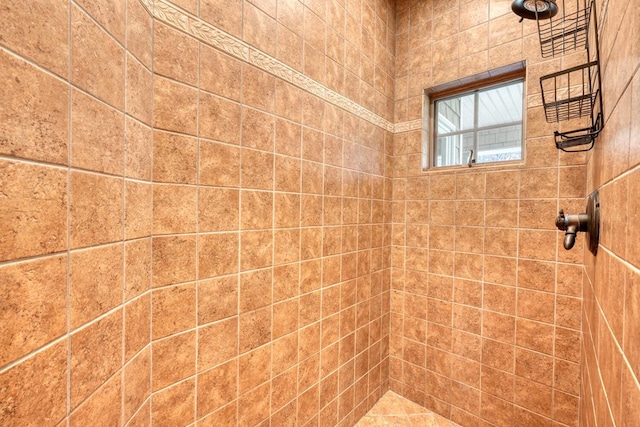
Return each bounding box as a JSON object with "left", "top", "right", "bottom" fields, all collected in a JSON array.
[{"left": 533, "top": 0, "right": 604, "bottom": 152}]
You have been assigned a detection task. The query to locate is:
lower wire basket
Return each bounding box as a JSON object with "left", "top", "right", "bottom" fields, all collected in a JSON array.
[
  {"left": 540, "top": 60, "right": 602, "bottom": 151},
  {"left": 540, "top": 61, "right": 599, "bottom": 123},
  {"left": 553, "top": 112, "right": 602, "bottom": 152}
]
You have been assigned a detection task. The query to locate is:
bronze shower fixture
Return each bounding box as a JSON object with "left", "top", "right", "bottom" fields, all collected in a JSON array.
[
  {"left": 556, "top": 190, "right": 600, "bottom": 254},
  {"left": 511, "top": 0, "right": 558, "bottom": 20}
]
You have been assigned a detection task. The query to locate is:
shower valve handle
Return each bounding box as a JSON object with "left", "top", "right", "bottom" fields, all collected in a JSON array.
[
  {"left": 556, "top": 190, "right": 600, "bottom": 254},
  {"left": 555, "top": 209, "right": 589, "bottom": 250}
]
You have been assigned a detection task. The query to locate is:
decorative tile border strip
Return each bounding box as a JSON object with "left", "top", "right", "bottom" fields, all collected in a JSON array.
[
  {"left": 150, "top": 0, "right": 408, "bottom": 133},
  {"left": 393, "top": 119, "right": 422, "bottom": 133},
  {"left": 138, "top": 0, "right": 153, "bottom": 14}
]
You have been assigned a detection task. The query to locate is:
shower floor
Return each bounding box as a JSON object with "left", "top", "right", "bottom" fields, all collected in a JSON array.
[{"left": 356, "top": 391, "right": 460, "bottom": 427}]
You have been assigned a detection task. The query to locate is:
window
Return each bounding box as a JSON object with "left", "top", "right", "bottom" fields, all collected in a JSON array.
[{"left": 427, "top": 77, "right": 525, "bottom": 168}]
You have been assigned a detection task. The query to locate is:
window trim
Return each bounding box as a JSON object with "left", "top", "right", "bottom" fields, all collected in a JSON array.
[{"left": 422, "top": 62, "right": 527, "bottom": 170}]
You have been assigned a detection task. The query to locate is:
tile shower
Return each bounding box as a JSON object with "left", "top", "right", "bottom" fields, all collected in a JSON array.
[{"left": 0, "top": 1, "right": 638, "bottom": 427}]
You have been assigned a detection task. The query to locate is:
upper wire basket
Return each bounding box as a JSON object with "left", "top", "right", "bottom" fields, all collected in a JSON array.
[{"left": 536, "top": 0, "right": 593, "bottom": 58}]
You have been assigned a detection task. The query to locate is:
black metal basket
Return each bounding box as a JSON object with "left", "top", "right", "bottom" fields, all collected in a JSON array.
[
  {"left": 540, "top": 61, "right": 599, "bottom": 123},
  {"left": 534, "top": 0, "right": 603, "bottom": 151},
  {"left": 536, "top": 0, "right": 593, "bottom": 58}
]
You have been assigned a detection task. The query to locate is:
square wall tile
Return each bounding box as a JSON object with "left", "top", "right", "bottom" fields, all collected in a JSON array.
[
  {"left": 71, "top": 6, "right": 124, "bottom": 109},
  {"left": 70, "top": 309, "right": 123, "bottom": 408},
  {"left": 0, "top": 161, "right": 68, "bottom": 261},
  {"left": 0, "top": 255, "right": 67, "bottom": 366},
  {"left": 152, "top": 283, "right": 196, "bottom": 339},
  {"left": 70, "top": 170, "right": 123, "bottom": 249},
  {"left": 70, "top": 244, "right": 123, "bottom": 328},
  {"left": 71, "top": 90, "right": 124, "bottom": 175},
  {"left": 0, "top": 51, "right": 69, "bottom": 165}
]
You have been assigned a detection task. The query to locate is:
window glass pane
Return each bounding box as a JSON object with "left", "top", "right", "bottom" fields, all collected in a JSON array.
[
  {"left": 431, "top": 78, "right": 524, "bottom": 168},
  {"left": 477, "top": 124, "right": 522, "bottom": 163},
  {"left": 436, "top": 93, "right": 474, "bottom": 133},
  {"left": 435, "top": 132, "right": 474, "bottom": 167},
  {"left": 477, "top": 81, "right": 523, "bottom": 127}
]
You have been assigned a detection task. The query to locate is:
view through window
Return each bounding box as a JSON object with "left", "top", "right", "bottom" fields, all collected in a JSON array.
[{"left": 433, "top": 79, "right": 524, "bottom": 167}]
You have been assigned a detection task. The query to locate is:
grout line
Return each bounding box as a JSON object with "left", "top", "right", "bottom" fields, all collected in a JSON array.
[
  {"left": 0, "top": 45, "right": 71, "bottom": 84},
  {"left": 65, "top": 1, "right": 73, "bottom": 421},
  {"left": 551, "top": 133, "right": 561, "bottom": 416},
  {"left": 234, "top": 49, "right": 244, "bottom": 424},
  {"left": 0, "top": 250, "right": 70, "bottom": 269},
  {"left": 124, "top": 393, "right": 152, "bottom": 426},
  {"left": 71, "top": 0, "right": 128, "bottom": 50},
  {"left": 0, "top": 154, "right": 69, "bottom": 171},
  {"left": 0, "top": 298, "right": 120, "bottom": 375},
  {"left": 121, "top": 0, "right": 129, "bottom": 423},
  {"left": 147, "top": 1, "right": 155, "bottom": 422},
  {"left": 0, "top": 154, "right": 150, "bottom": 182},
  {"left": 600, "top": 244, "right": 640, "bottom": 276},
  {"left": 192, "top": 27, "right": 201, "bottom": 425},
  {"left": 595, "top": 160, "right": 640, "bottom": 195}
]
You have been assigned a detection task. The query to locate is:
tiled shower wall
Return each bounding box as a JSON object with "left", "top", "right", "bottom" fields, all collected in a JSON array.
[
  {"left": 1, "top": 0, "right": 154, "bottom": 425},
  {"left": 4, "top": 1, "right": 637, "bottom": 426},
  {"left": 389, "top": 1, "right": 588, "bottom": 426},
  {"left": 580, "top": 0, "right": 640, "bottom": 425},
  {"left": 147, "top": 0, "right": 396, "bottom": 425},
  {"left": 0, "top": 0, "right": 398, "bottom": 425}
]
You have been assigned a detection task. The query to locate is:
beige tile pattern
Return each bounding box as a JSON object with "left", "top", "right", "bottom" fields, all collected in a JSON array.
[
  {"left": 1, "top": 0, "right": 395, "bottom": 426},
  {"left": 580, "top": 2, "right": 640, "bottom": 424},
  {"left": 389, "top": 1, "right": 593, "bottom": 426},
  {"left": 150, "top": 0, "right": 396, "bottom": 132},
  {"left": 2, "top": 0, "right": 639, "bottom": 426},
  {"left": 356, "top": 391, "right": 460, "bottom": 427},
  {"left": 1, "top": 0, "right": 151, "bottom": 424}
]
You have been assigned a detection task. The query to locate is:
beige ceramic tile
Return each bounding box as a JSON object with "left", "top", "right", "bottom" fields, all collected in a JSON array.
[
  {"left": 126, "top": 0, "right": 152, "bottom": 67},
  {"left": 70, "top": 244, "right": 123, "bottom": 328},
  {"left": 69, "top": 373, "right": 122, "bottom": 427},
  {"left": 0, "top": 51, "right": 69, "bottom": 165},
  {"left": 75, "top": 0, "right": 125, "bottom": 42},
  {"left": 123, "top": 347, "right": 151, "bottom": 422},
  {"left": 125, "top": 54, "right": 153, "bottom": 125},
  {"left": 71, "top": 6, "right": 124, "bottom": 109},
  {"left": 355, "top": 391, "right": 461, "bottom": 426},
  {"left": 0, "top": 161, "right": 68, "bottom": 261},
  {"left": 152, "top": 235, "right": 196, "bottom": 287},
  {"left": 201, "top": 44, "right": 242, "bottom": 100},
  {"left": 70, "top": 170, "right": 123, "bottom": 249},
  {"left": 153, "top": 76, "right": 198, "bottom": 135},
  {"left": 124, "top": 293, "right": 150, "bottom": 361},
  {"left": 70, "top": 309, "right": 122, "bottom": 408},
  {"left": 0, "top": 255, "right": 67, "bottom": 366},
  {"left": 151, "top": 378, "right": 195, "bottom": 426},
  {"left": 152, "top": 330, "right": 196, "bottom": 391},
  {"left": 125, "top": 118, "right": 153, "bottom": 181},
  {"left": 151, "top": 283, "right": 196, "bottom": 339},
  {"left": 197, "top": 359, "right": 238, "bottom": 417},
  {"left": 153, "top": 21, "right": 198, "bottom": 85},
  {"left": 153, "top": 130, "right": 197, "bottom": 184},
  {"left": 0, "top": 1, "right": 68, "bottom": 75},
  {"left": 200, "top": 0, "right": 243, "bottom": 37}
]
